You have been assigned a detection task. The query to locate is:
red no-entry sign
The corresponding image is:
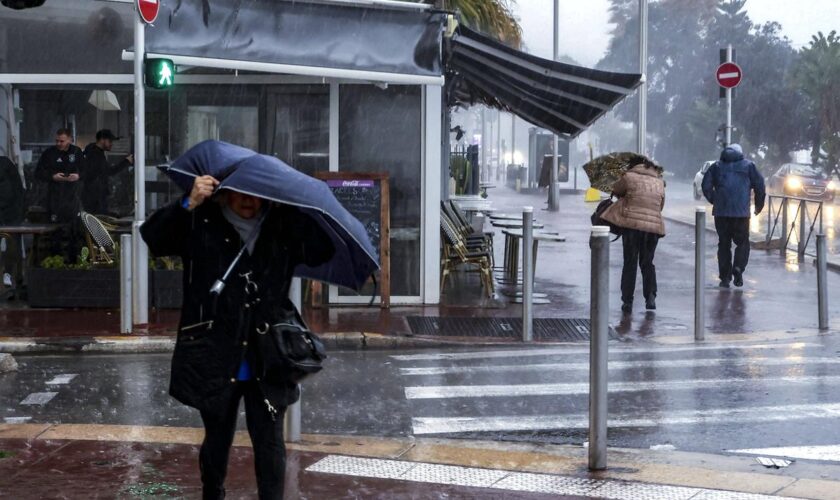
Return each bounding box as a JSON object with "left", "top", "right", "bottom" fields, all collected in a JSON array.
[
  {"left": 716, "top": 62, "right": 742, "bottom": 89},
  {"left": 137, "top": 0, "right": 160, "bottom": 24}
]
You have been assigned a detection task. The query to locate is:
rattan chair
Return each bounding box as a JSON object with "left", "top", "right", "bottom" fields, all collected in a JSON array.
[{"left": 80, "top": 211, "right": 116, "bottom": 265}]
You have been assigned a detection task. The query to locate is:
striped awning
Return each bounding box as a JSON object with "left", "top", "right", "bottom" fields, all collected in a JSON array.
[{"left": 447, "top": 25, "right": 643, "bottom": 138}]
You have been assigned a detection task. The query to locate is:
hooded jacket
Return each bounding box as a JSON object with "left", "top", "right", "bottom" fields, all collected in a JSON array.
[
  {"left": 601, "top": 164, "right": 666, "bottom": 236},
  {"left": 702, "top": 145, "right": 766, "bottom": 218}
]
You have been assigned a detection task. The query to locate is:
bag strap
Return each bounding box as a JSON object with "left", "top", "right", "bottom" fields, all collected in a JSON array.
[{"left": 210, "top": 209, "right": 268, "bottom": 295}]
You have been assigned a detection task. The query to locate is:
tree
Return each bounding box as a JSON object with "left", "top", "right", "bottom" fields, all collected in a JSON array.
[
  {"left": 792, "top": 31, "right": 840, "bottom": 174},
  {"left": 597, "top": 0, "right": 809, "bottom": 176},
  {"left": 421, "top": 0, "right": 522, "bottom": 48}
]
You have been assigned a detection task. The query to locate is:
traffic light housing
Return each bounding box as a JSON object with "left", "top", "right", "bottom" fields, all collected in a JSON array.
[
  {"left": 144, "top": 59, "right": 175, "bottom": 90},
  {"left": 1, "top": 0, "right": 46, "bottom": 9}
]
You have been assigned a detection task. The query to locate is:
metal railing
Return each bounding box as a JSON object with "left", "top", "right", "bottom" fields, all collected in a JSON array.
[{"left": 765, "top": 195, "right": 824, "bottom": 259}]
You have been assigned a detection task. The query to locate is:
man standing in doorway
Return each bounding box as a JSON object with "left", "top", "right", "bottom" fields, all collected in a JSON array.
[
  {"left": 702, "top": 143, "right": 766, "bottom": 288},
  {"left": 34, "top": 128, "right": 84, "bottom": 262},
  {"left": 81, "top": 129, "right": 133, "bottom": 214}
]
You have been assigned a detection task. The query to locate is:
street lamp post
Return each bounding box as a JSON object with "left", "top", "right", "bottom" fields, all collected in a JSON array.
[
  {"left": 132, "top": 6, "right": 149, "bottom": 327},
  {"left": 638, "top": 0, "right": 648, "bottom": 156}
]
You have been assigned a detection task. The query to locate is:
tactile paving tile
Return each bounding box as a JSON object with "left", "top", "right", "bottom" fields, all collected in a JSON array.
[
  {"left": 493, "top": 472, "right": 607, "bottom": 495},
  {"left": 399, "top": 462, "right": 510, "bottom": 487},
  {"left": 589, "top": 481, "right": 701, "bottom": 500},
  {"left": 306, "top": 455, "right": 414, "bottom": 480},
  {"left": 691, "top": 491, "right": 794, "bottom": 500}
]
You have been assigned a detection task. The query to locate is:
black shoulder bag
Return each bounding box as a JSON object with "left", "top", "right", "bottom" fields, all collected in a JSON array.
[{"left": 257, "top": 304, "right": 327, "bottom": 385}]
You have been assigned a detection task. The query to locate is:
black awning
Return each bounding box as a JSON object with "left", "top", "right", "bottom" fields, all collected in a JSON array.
[
  {"left": 447, "top": 25, "right": 642, "bottom": 138},
  {"left": 139, "top": 0, "right": 445, "bottom": 84}
]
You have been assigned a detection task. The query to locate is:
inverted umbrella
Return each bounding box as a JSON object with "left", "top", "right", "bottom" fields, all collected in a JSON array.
[
  {"left": 583, "top": 152, "right": 664, "bottom": 193},
  {"left": 161, "top": 140, "right": 379, "bottom": 291}
]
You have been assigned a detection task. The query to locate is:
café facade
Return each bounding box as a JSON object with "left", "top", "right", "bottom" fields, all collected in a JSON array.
[{"left": 0, "top": 0, "right": 640, "bottom": 307}]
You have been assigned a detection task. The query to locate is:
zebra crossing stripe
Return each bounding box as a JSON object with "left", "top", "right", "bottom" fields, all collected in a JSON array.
[
  {"left": 399, "top": 356, "right": 840, "bottom": 376},
  {"left": 390, "top": 343, "right": 816, "bottom": 362},
  {"left": 404, "top": 375, "right": 840, "bottom": 399},
  {"left": 411, "top": 402, "right": 840, "bottom": 435},
  {"left": 729, "top": 445, "right": 840, "bottom": 463}
]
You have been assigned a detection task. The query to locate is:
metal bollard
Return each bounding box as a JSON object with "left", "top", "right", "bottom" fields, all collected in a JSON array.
[
  {"left": 522, "top": 207, "right": 534, "bottom": 342},
  {"left": 695, "top": 208, "right": 706, "bottom": 342},
  {"left": 589, "top": 226, "right": 609, "bottom": 471},
  {"left": 120, "top": 234, "right": 133, "bottom": 334},
  {"left": 817, "top": 234, "right": 829, "bottom": 330},
  {"left": 781, "top": 198, "right": 789, "bottom": 257},
  {"left": 132, "top": 222, "right": 149, "bottom": 325},
  {"left": 285, "top": 277, "right": 303, "bottom": 442},
  {"left": 798, "top": 200, "right": 807, "bottom": 259}
]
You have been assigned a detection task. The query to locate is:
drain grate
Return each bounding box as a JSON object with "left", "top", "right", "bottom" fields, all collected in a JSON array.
[{"left": 406, "top": 317, "right": 618, "bottom": 342}]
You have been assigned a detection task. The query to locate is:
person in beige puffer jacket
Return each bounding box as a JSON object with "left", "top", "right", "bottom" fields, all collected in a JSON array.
[{"left": 601, "top": 163, "right": 666, "bottom": 313}]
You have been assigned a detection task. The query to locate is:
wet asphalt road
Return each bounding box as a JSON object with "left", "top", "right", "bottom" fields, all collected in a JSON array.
[{"left": 3, "top": 338, "right": 840, "bottom": 458}]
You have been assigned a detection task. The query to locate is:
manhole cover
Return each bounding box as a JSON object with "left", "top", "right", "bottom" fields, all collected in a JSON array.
[{"left": 406, "top": 317, "right": 618, "bottom": 342}]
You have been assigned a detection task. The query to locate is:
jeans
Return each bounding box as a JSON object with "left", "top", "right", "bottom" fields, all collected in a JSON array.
[
  {"left": 621, "top": 229, "right": 659, "bottom": 304},
  {"left": 199, "top": 381, "right": 287, "bottom": 500},
  {"left": 714, "top": 217, "right": 750, "bottom": 282}
]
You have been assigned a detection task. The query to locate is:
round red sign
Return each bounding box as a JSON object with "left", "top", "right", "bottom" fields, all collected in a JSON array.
[
  {"left": 137, "top": 0, "right": 160, "bottom": 24},
  {"left": 716, "top": 62, "right": 742, "bottom": 89}
]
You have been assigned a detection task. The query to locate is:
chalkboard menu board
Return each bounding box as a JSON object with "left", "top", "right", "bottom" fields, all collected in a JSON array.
[
  {"left": 314, "top": 172, "right": 391, "bottom": 308},
  {"left": 326, "top": 179, "right": 382, "bottom": 256}
]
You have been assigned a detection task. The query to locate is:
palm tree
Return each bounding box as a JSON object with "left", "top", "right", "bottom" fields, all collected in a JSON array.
[
  {"left": 793, "top": 31, "right": 840, "bottom": 170},
  {"left": 420, "top": 0, "right": 522, "bottom": 48}
]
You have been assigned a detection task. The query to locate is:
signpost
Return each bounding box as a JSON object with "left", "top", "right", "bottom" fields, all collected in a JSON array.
[
  {"left": 716, "top": 46, "right": 741, "bottom": 146},
  {"left": 137, "top": 0, "right": 160, "bottom": 24}
]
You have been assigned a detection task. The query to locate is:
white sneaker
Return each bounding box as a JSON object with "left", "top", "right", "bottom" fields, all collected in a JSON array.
[{"left": 2, "top": 273, "right": 12, "bottom": 287}]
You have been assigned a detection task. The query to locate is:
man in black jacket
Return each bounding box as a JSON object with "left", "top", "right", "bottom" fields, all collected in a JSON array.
[
  {"left": 141, "top": 175, "right": 334, "bottom": 500},
  {"left": 81, "top": 129, "right": 133, "bottom": 215},
  {"left": 33, "top": 128, "right": 84, "bottom": 262},
  {"left": 0, "top": 156, "right": 25, "bottom": 292}
]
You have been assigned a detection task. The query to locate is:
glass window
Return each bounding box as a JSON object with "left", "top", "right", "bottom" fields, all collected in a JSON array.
[
  {"left": 169, "top": 86, "right": 259, "bottom": 157},
  {"left": 339, "top": 85, "right": 422, "bottom": 297},
  {"left": 263, "top": 85, "right": 329, "bottom": 176}
]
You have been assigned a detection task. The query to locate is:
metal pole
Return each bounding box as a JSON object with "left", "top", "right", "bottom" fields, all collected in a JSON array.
[
  {"left": 285, "top": 277, "right": 303, "bottom": 442},
  {"left": 497, "top": 110, "right": 502, "bottom": 182},
  {"left": 638, "top": 0, "right": 648, "bottom": 155},
  {"left": 548, "top": 0, "right": 560, "bottom": 212},
  {"left": 781, "top": 197, "right": 789, "bottom": 257},
  {"left": 817, "top": 233, "right": 829, "bottom": 330},
  {"left": 481, "top": 107, "right": 487, "bottom": 183},
  {"left": 725, "top": 44, "right": 732, "bottom": 146},
  {"left": 589, "top": 225, "right": 609, "bottom": 471},
  {"left": 798, "top": 200, "right": 807, "bottom": 260},
  {"left": 522, "top": 207, "right": 534, "bottom": 342},
  {"left": 695, "top": 207, "right": 706, "bottom": 342},
  {"left": 766, "top": 197, "right": 772, "bottom": 244},
  {"left": 120, "top": 234, "right": 133, "bottom": 335},
  {"left": 132, "top": 11, "right": 149, "bottom": 325}
]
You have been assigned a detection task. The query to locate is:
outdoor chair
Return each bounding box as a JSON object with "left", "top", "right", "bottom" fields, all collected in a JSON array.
[
  {"left": 440, "top": 215, "right": 494, "bottom": 297},
  {"left": 80, "top": 212, "right": 116, "bottom": 265}
]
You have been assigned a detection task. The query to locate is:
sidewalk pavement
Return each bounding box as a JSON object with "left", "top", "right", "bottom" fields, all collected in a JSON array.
[
  {"left": 2, "top": 186, "right": 838, "bottom": 353},
  {"left": 1, "top": 423, "right": 837, "bottom": 499}
]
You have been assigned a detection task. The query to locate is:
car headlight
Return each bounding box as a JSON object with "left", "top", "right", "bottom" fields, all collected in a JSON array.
[
  {"left": 828, "top": 180, "right": 837, "bottom": 191},
  {"left": 786, "top": 177, "right": 803, "bottom": 190}
]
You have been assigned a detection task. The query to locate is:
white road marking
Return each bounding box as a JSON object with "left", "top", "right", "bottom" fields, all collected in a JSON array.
[
  {"left": 19, "top": 392, "right": 57, "bottom": 405},
  {"left": 399, "top": 356, "right": 840, "bottom": 376},
  {"left": 729, "top": 445, "right": 840, "bottom": 463},
  {"left": 405, "top": 375, "right": 840, "bottom": 399},
  {"left": 306, "top": 455, "right": 791, "bottom": 499},
  {"left": 3, "top": 416, "right": 32, "bottom": 423},
  {"left": 390, "top": 343, "right": 816, "bottom": 362},
  {"left": 45, "top": 374, "right": 78, "bottom": 385},
  {"left": 411, "top": 402, "right": 840, "bottom": 435}
]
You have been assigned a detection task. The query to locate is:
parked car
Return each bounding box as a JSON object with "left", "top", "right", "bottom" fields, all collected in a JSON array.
[
  {"left": 767, "top": 163, "right": 836, "bottom": 202},
  {"left": 693, "top": 161, "right": 715, "bottom": 200}
]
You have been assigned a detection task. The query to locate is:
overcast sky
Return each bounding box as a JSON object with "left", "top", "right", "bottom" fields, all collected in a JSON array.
[{"left": 514, "top": 0, "right": 840, "bottom": 67}]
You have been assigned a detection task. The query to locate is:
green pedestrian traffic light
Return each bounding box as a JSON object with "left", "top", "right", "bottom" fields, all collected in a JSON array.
[{"left": 144, "top": 58, "right": 175, "bottom": 89}]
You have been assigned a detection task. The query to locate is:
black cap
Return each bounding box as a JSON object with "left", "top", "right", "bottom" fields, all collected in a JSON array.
[{"left": 96, "top": 129, "right": 120, "bottom": 141}]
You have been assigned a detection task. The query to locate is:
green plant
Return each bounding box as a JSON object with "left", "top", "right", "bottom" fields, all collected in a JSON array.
[{"left": 40, "top": 255, "right": 66, "bottom": 269}]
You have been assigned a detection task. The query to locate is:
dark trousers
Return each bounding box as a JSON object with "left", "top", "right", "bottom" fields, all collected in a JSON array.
[
  {"left": 714, "top": 217, "right": 750, "bottom": 282},
  {"left": 199, "top": 381, "right": 287, "bottom": 500},
  {"left": 621, "top": 229, "right": 659, "bottom": 304}
]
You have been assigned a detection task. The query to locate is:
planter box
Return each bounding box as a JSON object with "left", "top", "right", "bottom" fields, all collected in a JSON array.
[
  {"left": 27, "top": 268, "right": 120, "bottom": 308},
  {"left": 151, "top": 269, "right": 183, "bottom": 309}
]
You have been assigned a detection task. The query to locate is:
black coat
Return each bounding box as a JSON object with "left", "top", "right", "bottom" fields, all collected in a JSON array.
[
  {"left": 33, "top": 145, "right": 83, "bottom": 222},
  {"left": 0, "top": 157, "right": 25, "bottom": 225},
  {"left": 81, "top": 143, "right": 131, "bottom": 214},
  {"left": 141, "top": 199, "right": 334, "bottom": 416}
]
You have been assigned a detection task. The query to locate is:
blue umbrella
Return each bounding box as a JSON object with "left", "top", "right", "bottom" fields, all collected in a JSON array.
[{"left": 161, "top": 140, "right": 379, "bottom": 291}]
